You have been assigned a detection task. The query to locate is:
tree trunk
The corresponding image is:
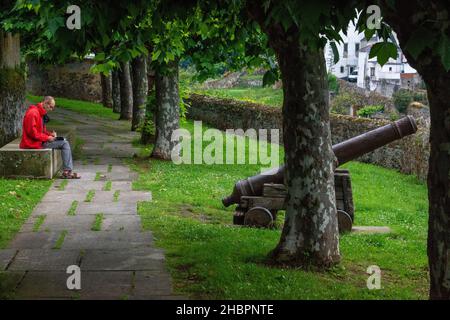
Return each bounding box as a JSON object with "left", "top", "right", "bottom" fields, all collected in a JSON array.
[
  {"left": 100, "top": 72, "right": 113, "bottom": 108},
  {"left": 0, "top": 31, "right": 25, "bottom": 147},
  {"left": 151, "top": 60, "right": 180, "bottom": 160},
  {"left": 118, "top": 61, "right": 133, "bottom": 120},
  {"left": 271, "top": 42, "right": 339, "bottom": 268},
  {"left": 140, "top": 53, "right": 156, "bottom": 144},
  {"left": 111, "top": 70, "right": 121, "bottom": 114},
  {"left": 378, "top": 0, "right": 450, "bottom": 299},
  {"left": 247, "top": 3, "right": 339, "bottom": 268},
  {"left": 131, "top": 56, "right": 148, "bottom": 131}
]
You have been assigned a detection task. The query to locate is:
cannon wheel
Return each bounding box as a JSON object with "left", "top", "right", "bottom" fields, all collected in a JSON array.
[
  {"left": 337, "top": 210, "right": 353, "bottom": 233},
  {"left": 244, "top": 207, "right": 274, "bottom": 228}
]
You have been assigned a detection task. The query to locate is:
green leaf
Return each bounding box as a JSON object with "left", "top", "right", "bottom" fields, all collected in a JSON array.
[
  {"left": 262, "top": 69, "right": 278, "bottom": 87},
  {"left": 438, "top": 35, "right": 450, "bottom": 71},
  {"left": 364, "top": 28, "right": 376, "bottom": 41},
  {"left": 369, "top": 42, "right": 398, "bottom": 66}
]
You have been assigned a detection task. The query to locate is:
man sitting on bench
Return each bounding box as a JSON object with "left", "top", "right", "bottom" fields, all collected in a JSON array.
[{"left": 20, "top": 96, "right": 81, "bottom": 179}]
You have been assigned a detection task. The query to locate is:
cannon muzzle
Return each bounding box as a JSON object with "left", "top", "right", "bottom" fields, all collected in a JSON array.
[{"left": 222, "top": 116, "right": 417, "bottom": 207}]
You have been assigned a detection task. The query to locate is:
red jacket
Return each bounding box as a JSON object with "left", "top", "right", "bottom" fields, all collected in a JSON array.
[{"left": 20, "top": 103, "right": 52, "bottom": 149}]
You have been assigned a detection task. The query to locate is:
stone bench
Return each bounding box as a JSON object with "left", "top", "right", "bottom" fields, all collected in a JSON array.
[{"left": 0, "top": 128, "right": 76, "bottom": 179}]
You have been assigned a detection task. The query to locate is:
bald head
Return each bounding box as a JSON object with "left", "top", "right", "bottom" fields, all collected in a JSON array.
[{"left": 42, "top": 96, "right": 56, "bottom": 112}]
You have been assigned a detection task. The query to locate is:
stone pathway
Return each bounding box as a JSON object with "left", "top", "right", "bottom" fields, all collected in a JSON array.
[{"left": 0, "top": 108, "right": 179, "bottom": 300}]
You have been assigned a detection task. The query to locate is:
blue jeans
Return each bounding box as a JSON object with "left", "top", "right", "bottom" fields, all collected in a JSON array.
[{"left": 43, "top": 139, "right": 74, "bottom": 171}]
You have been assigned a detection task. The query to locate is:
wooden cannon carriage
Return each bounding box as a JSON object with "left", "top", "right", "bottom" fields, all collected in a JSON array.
[{"left": 223, "top": 116, "right": 418, "bottom": 232}]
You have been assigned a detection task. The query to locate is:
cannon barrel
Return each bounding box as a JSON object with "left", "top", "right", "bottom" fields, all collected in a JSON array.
[{"left": 222, "top": 116, "right": 417, "bottom": 207}]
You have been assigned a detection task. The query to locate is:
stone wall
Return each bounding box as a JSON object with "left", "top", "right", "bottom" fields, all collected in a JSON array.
[
  {"left": 27, "top": 59, "right": 101, "bottom": 103},
  {"left": 185, "top": 93, "right": 429, "bottom": 180}
]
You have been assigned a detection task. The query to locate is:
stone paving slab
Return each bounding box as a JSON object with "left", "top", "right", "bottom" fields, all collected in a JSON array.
[
  {"left": 39, "top": 215, "right": 96, "bottom": 232},
  {"left": 352, "top": 226, "right": 392, "bottom": 234},
  {"left": 63, "top": 181, "right": 107, "bottom": 192},
  {"left": 90, "top": 191, "right": 151, "bottom": 204},
  {"left": 62, "top": 231, "right": 153, "bottom": 250},
  {"left": 102, "top": 171, "right": 138, "bottom": 181},
  {"left": 132, "top": 271, "right": 173, "bottom": 296},
  {"left": 0, "top": 249, "right": 17, "bottom": 271},
  {"left": 14, "top": 271, "right": 78, "bottom": 299},
  {"left": 31, "top": 201, "right": 72, "bottom": 216},
  {"left": 110, "top": 166, "right": 133, "bottom": 174},
  {"left": 8, "top": 249, "right": 81, "bottom": 271},
  {"left": 111, "top": 181, "right": 133, "bottom": 191},
  {"left": 89, "top": 190, "right": 117, "bottom": 203},
  {"left": 80, "top": 248, "right": 165, "bottom": 271},
  {"left": 7, "top": 232, "right": 61, "bottom": 250},
  {"left": 102, "top": 214, "right": 142, "bottom": 232},
  {"left": 0, "top": 271, "right": 25, "bottom": 298},
  {"left": 76, "top": 202, "right": 137, "bottom": 215},
  {"left": 40, "top": 190, "right": 88, "bottom": 203},
  {"left": 78, "top": 271, "right": 133, "bottom": 300}
]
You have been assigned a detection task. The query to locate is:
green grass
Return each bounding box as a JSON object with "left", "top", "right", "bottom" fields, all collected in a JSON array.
[
  {"left": 27, "top": 95, "right": 119, "bottom": 120},
  {"left": 95, "top": 172, "right": 102, "bottom": 181},
  {"left": 59, "top": 179, "right": 68, "bottom": 191},
  {"left": 108, "top": 164, "right": 113, "bottom": 173},
  {"left": 0, "top": 179, "right": 51, "bottom": 248},
  {"left": 67, "top": 201, "right": 78, "bottom": 216},
  {"left": 104, "top": 181, "right": 112, "bottom": 191},
  {"left": 91, "top": 214, "right": 104, "bottom": 231},
  {"left": 53, "top": 230, "right": 67, "bottom": 250},
  {"left": 131, "top": 120, "right": 429, "bottom": 300},
  {"left": 113, "top": 190, "right": 120, "bottom": 202},
  {"left": 32, "top": 215, "right": 46, "bottom": 232},
  {"left": 192, "top": 87, "right": 283, "bottom": 107},
  {"left": 85, "top": 190, "right": 95, "bottom": 202}
]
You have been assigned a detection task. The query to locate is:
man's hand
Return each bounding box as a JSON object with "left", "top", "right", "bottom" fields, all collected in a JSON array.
[
  {"left": 52, "top": 131, "right": 57, "bottom": 137},
  {"left": 47, "top": 136, "right": 56, "bottom": 142}
]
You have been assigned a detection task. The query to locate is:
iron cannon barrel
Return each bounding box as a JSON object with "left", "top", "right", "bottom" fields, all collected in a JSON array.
[{"left": 222, "top": 116, "right": 418, "bottom": 207}]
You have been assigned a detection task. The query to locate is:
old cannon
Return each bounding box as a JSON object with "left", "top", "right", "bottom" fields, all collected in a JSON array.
[{"left": 222, "top": 116, "right": 418, "bottom": 232}]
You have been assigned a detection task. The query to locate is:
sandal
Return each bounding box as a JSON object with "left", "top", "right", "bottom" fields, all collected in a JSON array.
[{"left": 61, "top": 170, "right": 81, "bottom": 179}]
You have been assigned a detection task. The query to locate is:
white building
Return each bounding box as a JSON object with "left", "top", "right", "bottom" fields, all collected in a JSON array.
[{"left": 325, "top": 20, "right": 419, "bottom": 96}]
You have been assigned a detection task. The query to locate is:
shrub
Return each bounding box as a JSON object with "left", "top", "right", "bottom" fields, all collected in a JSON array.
[
  {"left": 331, "top": 92, "right": 358, "bottom": 115},
  {"left": 357, "top": 105, "right": 385, "bottom": 118},
  {"left": 412, "top": 91, "right": 428, "bottom": 105},
  {"left": 393, "top": 89, "right": 413, "bottom": 113},
  {"left": 328, "top": 73, "right": 339, "bottom": 93}
]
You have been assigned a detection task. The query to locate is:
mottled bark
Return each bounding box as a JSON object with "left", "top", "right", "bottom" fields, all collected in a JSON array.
[
  {"left": 131, "top": 56, "right": 148, "bottom": 131},
  {"left": 118, "top": 61, "right": 133, "bottom": 120},
  {"left": 248, "top": 3, "right": 339, "bottom": 268},
  {"left": 378, "top": 0, "right": 450, "bottom": 299},
  {"left": 151, "top": 60, "right": 180, "bottom": 160},
  {"left": 100, "top": 72, "right": 113, "bottom": 108},
  {"left": 0, "top": 31, "right": 25, "bottom": 147},
  {"left": 111, "top": 70, "right": 121, "bottom": 114},
  {"left": 147, "top": 53, "right": 156, "bottom": 95}
]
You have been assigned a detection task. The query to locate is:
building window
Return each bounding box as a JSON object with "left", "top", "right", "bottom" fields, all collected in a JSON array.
[
  {"left": 389, "top": 67, "right": 392, "bottom": 72},
  {"left": 370, "top": 67, "right": 375, "bottom": 77},
  {"left": 340, "top": 66, "right": 344, "bottom": 73},
  {"left": 343, "top": 43, "right": 348, "bottom": 58},
  {"left": 355, "top": 43, "right": 360, "bottom": 57}
]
